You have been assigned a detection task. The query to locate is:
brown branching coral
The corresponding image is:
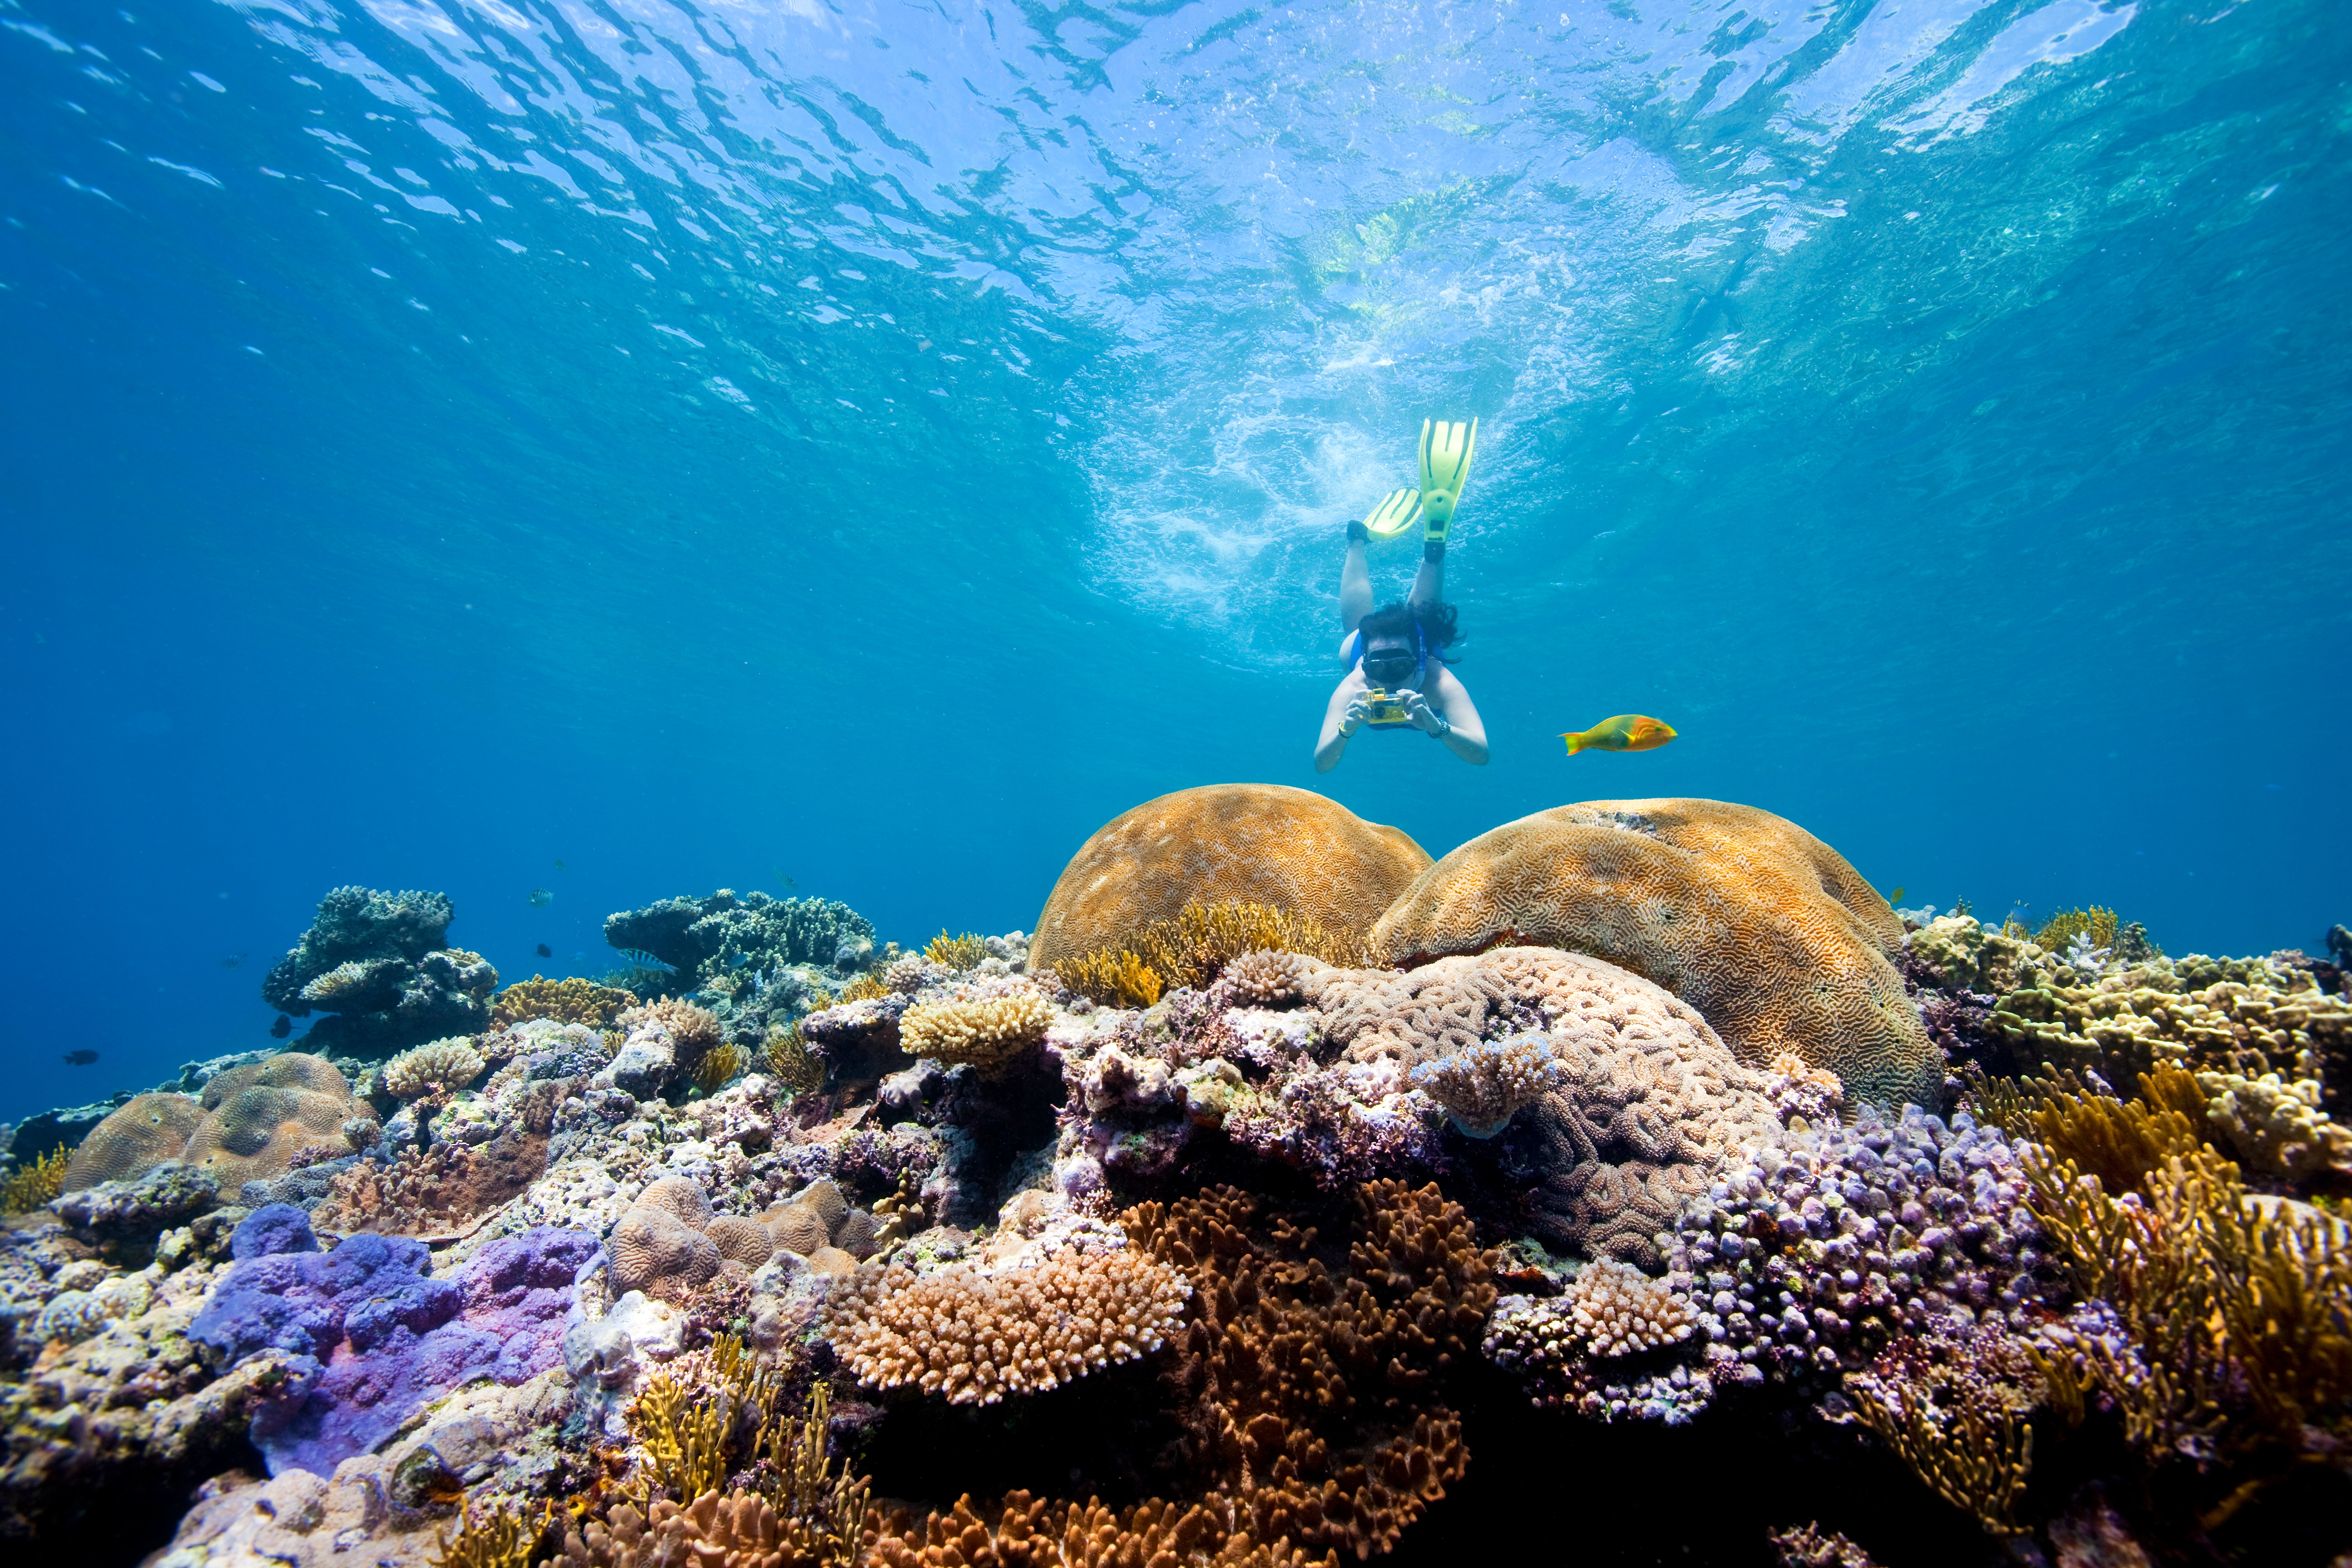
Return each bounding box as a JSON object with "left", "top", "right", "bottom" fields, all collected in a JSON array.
[
  {"left": 824, "top": 1244, "right": 1190, "bottom": 1405},
  {"left": 924, "top": 931, "right": 988, "bottom": 970},
  {"left": 1407, "top": 1034, "right": 1564, "bottom": 1139},
  {"left": 1133, "top": 899, "right": 1372, "bottom": 991},
  {"left": 0, "top": 1147, "right": 68, "bottom": 1213},
  {"left": 494, "top": 974, "right": 637, "bottom": 1028},
  {"left": 1851, "top": 1379, "right": 2034, "bottom": 1536},
  {"left": 762, "top": 1022, "right": 822, "bottom": 1097},
  {"left": 433, "top": 1496, "right": 554, "bottom": 1568},
  {"left": 1056, "top": 948, "right": 1164, "bottom": 1010},
  {"left": 898, "top": 988, "right": 1055, "bottom": 1073},
  {"left": 866, "top": 1491, "right": 1335, "bottom": 1568}
]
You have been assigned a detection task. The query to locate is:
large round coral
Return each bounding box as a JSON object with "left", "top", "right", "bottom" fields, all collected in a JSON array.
[
  {"left": 1029, "top": 784, "right": 1430, "bottom": 972},
  {"left": 1367, "top": 799, "right": 1937, "bottom": 1109},
  {"left": 182, "top": 1085, "right": 353, "bottom": 1187},
  {"left": 62, "top": 1093, "right": 209, "bottom": 1192}
]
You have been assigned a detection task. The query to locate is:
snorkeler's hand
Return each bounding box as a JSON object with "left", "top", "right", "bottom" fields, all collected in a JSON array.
[
  {"left": 1397, "top": 689, "right": 1442, "bottom": 735},
  {"left": 1339, "top": 694, "right": 1370, "bottom": 737}
]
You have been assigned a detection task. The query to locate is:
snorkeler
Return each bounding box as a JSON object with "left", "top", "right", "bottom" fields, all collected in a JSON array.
[{"left": 1315, "top": 419, "right": 1491, "bottom": 771}]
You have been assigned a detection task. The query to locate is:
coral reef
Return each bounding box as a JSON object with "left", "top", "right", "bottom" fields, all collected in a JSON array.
[
  {"left": 493, "top": 974, "right": 638, "bottom": 1029},
  {"left": 382, "top": 1037, "right": 490, "bottom": 1100},
  {"left": 263, "top": 886, "right": 498, "bottom": 1055},
  {"left": 60, "top": 1092, "right": 208, "bottom": 1192},
  {"left": 898, "top": 984, "right": 1055, "bottom": 1073},
  {"left": 1368, "top": 799, "right": 1940, "bottom": 1109},
  {"left": 1029, "top": 784, "right": 1430, "bottom": 972}
]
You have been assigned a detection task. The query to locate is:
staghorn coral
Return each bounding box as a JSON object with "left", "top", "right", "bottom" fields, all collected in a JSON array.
[
  {"left": 1407, "top": 1032, "right": 1564, "bottom": 1138},
  {"left": 1029, "top": 784, "right": 1430, "bottom": 973},
  {"left": 1367, "top": 799, "right": 1939, "bottom": 1109},
  {"left": 0, "top": 1146, "right": 69, "bottom": 1213},
  {"left": 492, "top": 975, "right": 637, "bottom": 1029},
  {"left": 866, "top": 1491, "right": 1334, "bottom": 1568},
  {"left": 924, "top": 931, "right": 988, "bottom": 970},
  {"left": 898, "top": 987, "right": 1055, "bottom": 1073},
  {"left": 823, "top": 1241, "right": 1190, "bottom": 1405},
  {"left": 1055, "top": 947, "right": 1164, "bottom": 1010},
  {"left": 60, "top": 1091, "right": 208, "bottom": 1192},
  {"left": 382, "top": 1037, "right": 489, "bottom": 1100}
]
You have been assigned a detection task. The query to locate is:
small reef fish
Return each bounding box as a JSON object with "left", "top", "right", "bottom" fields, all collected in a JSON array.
[
  {"left": 553, "top": 859, "right": 568, "bottom": 873},
  {"left": 220, "top": 953, "right": 245, "bottom": 969},
  {"left": 1560, "top": 714, "right": 1677, "bottom": 755},
  {"left": 269, "top": 1014, "right": 293, "bottom": 1039},
  {"left": 529, "top": 888, "right": 554, "bottom": 907},
  {"left": 536, "top": 943, "right": 553, "bottom": 958},
  {"left": 61, "top": 1049, "right": 99, "bottom": 1066}
]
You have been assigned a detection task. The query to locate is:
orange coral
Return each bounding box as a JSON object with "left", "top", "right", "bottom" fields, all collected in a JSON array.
[
  {"left": 493, "top": 974, "right": 637, "bottom": 1029},
  {"left": 1029, "top": 785, "right": 1430, "bottom": 973},
  {"left": 867, "top": 1491, "right": 1334, "bottom": 1568},
  {"left": 1368, "top": 799, "right": 1937, "bottom": 1108}
]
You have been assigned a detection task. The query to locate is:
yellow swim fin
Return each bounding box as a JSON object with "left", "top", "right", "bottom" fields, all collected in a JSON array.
[
  {"left": 1359, "top": 487, "right": 1421, "bottom": 540},
  {"left": 1418, "top": 417, "right": 1478, "bottom": 540}
]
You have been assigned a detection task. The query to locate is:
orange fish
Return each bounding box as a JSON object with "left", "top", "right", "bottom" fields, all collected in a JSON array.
[{"left": 1560, "top": 714, "right": 1676, "bottom": 755}]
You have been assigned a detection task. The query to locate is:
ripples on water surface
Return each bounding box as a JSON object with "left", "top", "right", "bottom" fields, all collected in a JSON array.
[{"left": 1, "top": 0, "right": 2344, "bottom": 1110}]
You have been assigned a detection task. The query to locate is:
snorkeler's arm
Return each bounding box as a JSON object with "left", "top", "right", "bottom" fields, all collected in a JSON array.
[
  {"left": 1315, "top": 676, "right": 1367, "bottom": 773},
  {"left": 1413, "top": 665, "right": 1489, "bottom": 765}
]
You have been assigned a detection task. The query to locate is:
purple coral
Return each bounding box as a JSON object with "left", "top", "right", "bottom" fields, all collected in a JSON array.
[
  {"left": 1662, "top": 1105, "right": 2049, "bottom": 1390},
  {"left": 192, "top": 1208, "right": 599, "bottom": 1476}
]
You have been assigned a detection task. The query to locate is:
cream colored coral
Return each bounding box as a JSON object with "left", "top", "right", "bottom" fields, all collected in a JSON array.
[
  {"left": 2197, "top": 1070, "right": 2352, "bottom": 1181},
  {"left": 1408, "top": 1033, "right": 1565, "bottom": 1138},
  {"left": 1222, "top": 948, "right": 1309, "bottom": 1005},
  {"left": 616, "top": 996, "right": 724, "bottom": 1053},
  {"left": 379, "top": 1037, "right": 487, "bottom": 1100},
  {"left": 1561, "top": 1258, "right": 1695, "bottom": 1357},
  {"left": 899, "top": 988, "right": 1055, "bottom": 1071},
  {"left": 824, "top": 1245, "right": 1190, "bottom": 1405}
]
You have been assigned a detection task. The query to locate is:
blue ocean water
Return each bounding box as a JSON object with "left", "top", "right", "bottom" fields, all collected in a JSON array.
[{"left": 0, "top": 0, "right": 2344, "bottom": 1123}]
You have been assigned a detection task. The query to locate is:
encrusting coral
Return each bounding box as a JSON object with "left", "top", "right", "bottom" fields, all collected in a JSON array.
[
  {"left": 1367, "top": 799, "right": 1940, "bottom": 1109},
  {"left": 824, "top": 1240, "right": 1190, "bottom": 1405},
  {"left": 1029, "top": 784, "right": 1430, "bottom": 973}
]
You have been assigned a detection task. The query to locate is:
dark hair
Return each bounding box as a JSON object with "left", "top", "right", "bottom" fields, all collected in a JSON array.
[{"left": 1358, "top": 599, "right": 1461, "bottom": 652}]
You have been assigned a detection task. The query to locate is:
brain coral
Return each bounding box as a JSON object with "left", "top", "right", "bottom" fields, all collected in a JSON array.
[
  {"left": 1309, "top": 947, "right": 1780, "bottom": 1266},
  {"left": 609, "top": 1206, "right": 721, "bottom": 1296},
  {"left": 62, "top": 1093, "right": 210, "bottom": 1192},
  {"left": 1367, "top": 799, "right": 1938, "bottom": 1109},
  {"left": 203, "top": 1052, "right": 351, "bottom": 1108},
  {"left": 824, "top": 1243, "right": 1190, "bottom": 1405},
  {"left": 179, "top": 1054, "right": 354, "bottom": 1188},
  {"left": 1029, "top": 784, "right": 1430, "bottom": 972}
]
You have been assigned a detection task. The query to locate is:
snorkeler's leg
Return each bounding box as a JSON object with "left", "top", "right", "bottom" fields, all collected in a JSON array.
[
  {"left": 1408, "top": 539, "right": 1445, "bottom": 612},
  {"left": 1340, "top": 527, "right": 1372, "bottom": 634}
]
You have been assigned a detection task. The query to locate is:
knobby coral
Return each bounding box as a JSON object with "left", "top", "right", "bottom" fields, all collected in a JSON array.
[
  {"left": 1029, "top": 784, "right": 1430, "bottom": 974},
  {"left": 824, "top": 1242, "right": 1190, "bottom": 1405},
  {"left": 1367, "top": 799, "right": 1939, "bottom": 1108}
]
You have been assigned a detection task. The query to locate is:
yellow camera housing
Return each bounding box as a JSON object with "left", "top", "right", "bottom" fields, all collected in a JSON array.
[{"left": 1363, "top": 687, "right": 1412, "bottom": 727}]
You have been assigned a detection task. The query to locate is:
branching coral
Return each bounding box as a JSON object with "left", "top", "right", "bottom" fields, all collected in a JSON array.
[
  {"left": 838, "top": 972, "right": 893, "bottom": 1005},
  {"left": 1851, "top": 1379, "right": 2033, "bottom": 1536},
  {"left": 898, "top": 988, "right": 1055, "bottom": 1073},
  {"left": 382, "top": 1037, "right": 489, "bottom": 1100},
  {"left": 762, "top": 1022, "right": 823, "bottom": 1097},
  {"left": 617, "top": 998, "right": 724, "bottom": 1056},
  {"left": 924, "top": 931, "right": 988, "bottom": 970},
  {"left": 2034, "top": 906, "right": 2122, "bottom": 954},
  {"left": 433, "top": 1496, "right": 554, "bottom": 1568},
  {"left": 493, "top": 974, "right": 637, "bottom": 1029},
  {"left": 1220, "top": 948, "right": 1310, "bottom": 1006},
  {"left": 867, "top": 1491, "right": 1336, "bottom": 1568},
  {"left": 0, "top": 1146, "right": 68, "bottom": 1213},
  {"left": 631, "top": 1369, "right": 735, "bottom": 1501},
  {"left": 1055, "top": 948, "right": 1164, "bottom": 1010},
  {"left": 1484, "top": 1263, "right": 1700, "bottom": 1422},
  {"left": 1407, "top": 1033, "right": 1564, "bottom": 1138},
  {"left": 823, "top": 1242, "right": 1189, "bottom": 1405},
  {"left": 1134, "top": 899, "right": 1372, "bottom": 991}
]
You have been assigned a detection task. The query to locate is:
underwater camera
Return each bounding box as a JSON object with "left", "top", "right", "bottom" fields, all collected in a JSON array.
[{"left": 1363, "top": 687, "right": 1413, "bottom": 727}]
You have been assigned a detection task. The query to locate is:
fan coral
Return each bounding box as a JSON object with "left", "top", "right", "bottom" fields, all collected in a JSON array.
[
  {"left": 1029, "top": 784, "right": 1430, "bottom": 973},
  {"left": 1851, "top": 1377, "right": 2034, "bottom": 1536},
  {"left": 60, "top": 1091, "right": 208, "bottom": 1191},
  {"left": 0, "top": 1146, "right": 69, "bottom": 1213},
  {"left": 492, "top": 974, "right": 637, "bottom": 1029},
  {"left": 824, "top": 1242, "right": 1189, "bottom": 1405},
  {"left": 898, "top": 988, "right": 1055, "bottom": 1072},
  {"left": 1055, "top": 947, "right": 1164, "bottom": 1010},
  {"left": 382, "top": 1037, "right": 489, "bottom": 1100},
  {"left": 924, "top": 930, "right": 988, "bottom": 969},
  {"left": 1408, "top": 1033, "right": 1565, "bottom": 1138},
  {"left": 1367, "top": 799, "right": 1939, "bottom": 1109}
]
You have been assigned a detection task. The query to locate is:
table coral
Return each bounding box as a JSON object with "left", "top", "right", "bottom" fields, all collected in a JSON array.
[
  {"left": 823, "top": 1239, "right": 1189, "bottom": 1405},
  {"left": 1028, "top": 784, "right": 1430, "bottom": 973},
  {"left": 1367, "top": 799, "right": 1939, "bottom": 1109},
  {"left": 262, "top": 886, "right": 499, "bottom": 1055},
  {"left": 61, "top": 1092, "right": 207, "bottom": 1192}
]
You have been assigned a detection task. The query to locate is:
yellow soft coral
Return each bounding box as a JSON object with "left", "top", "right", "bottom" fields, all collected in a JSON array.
[{"left": 1055, "top": 948, "right": 1164, "bottom": 1010}]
